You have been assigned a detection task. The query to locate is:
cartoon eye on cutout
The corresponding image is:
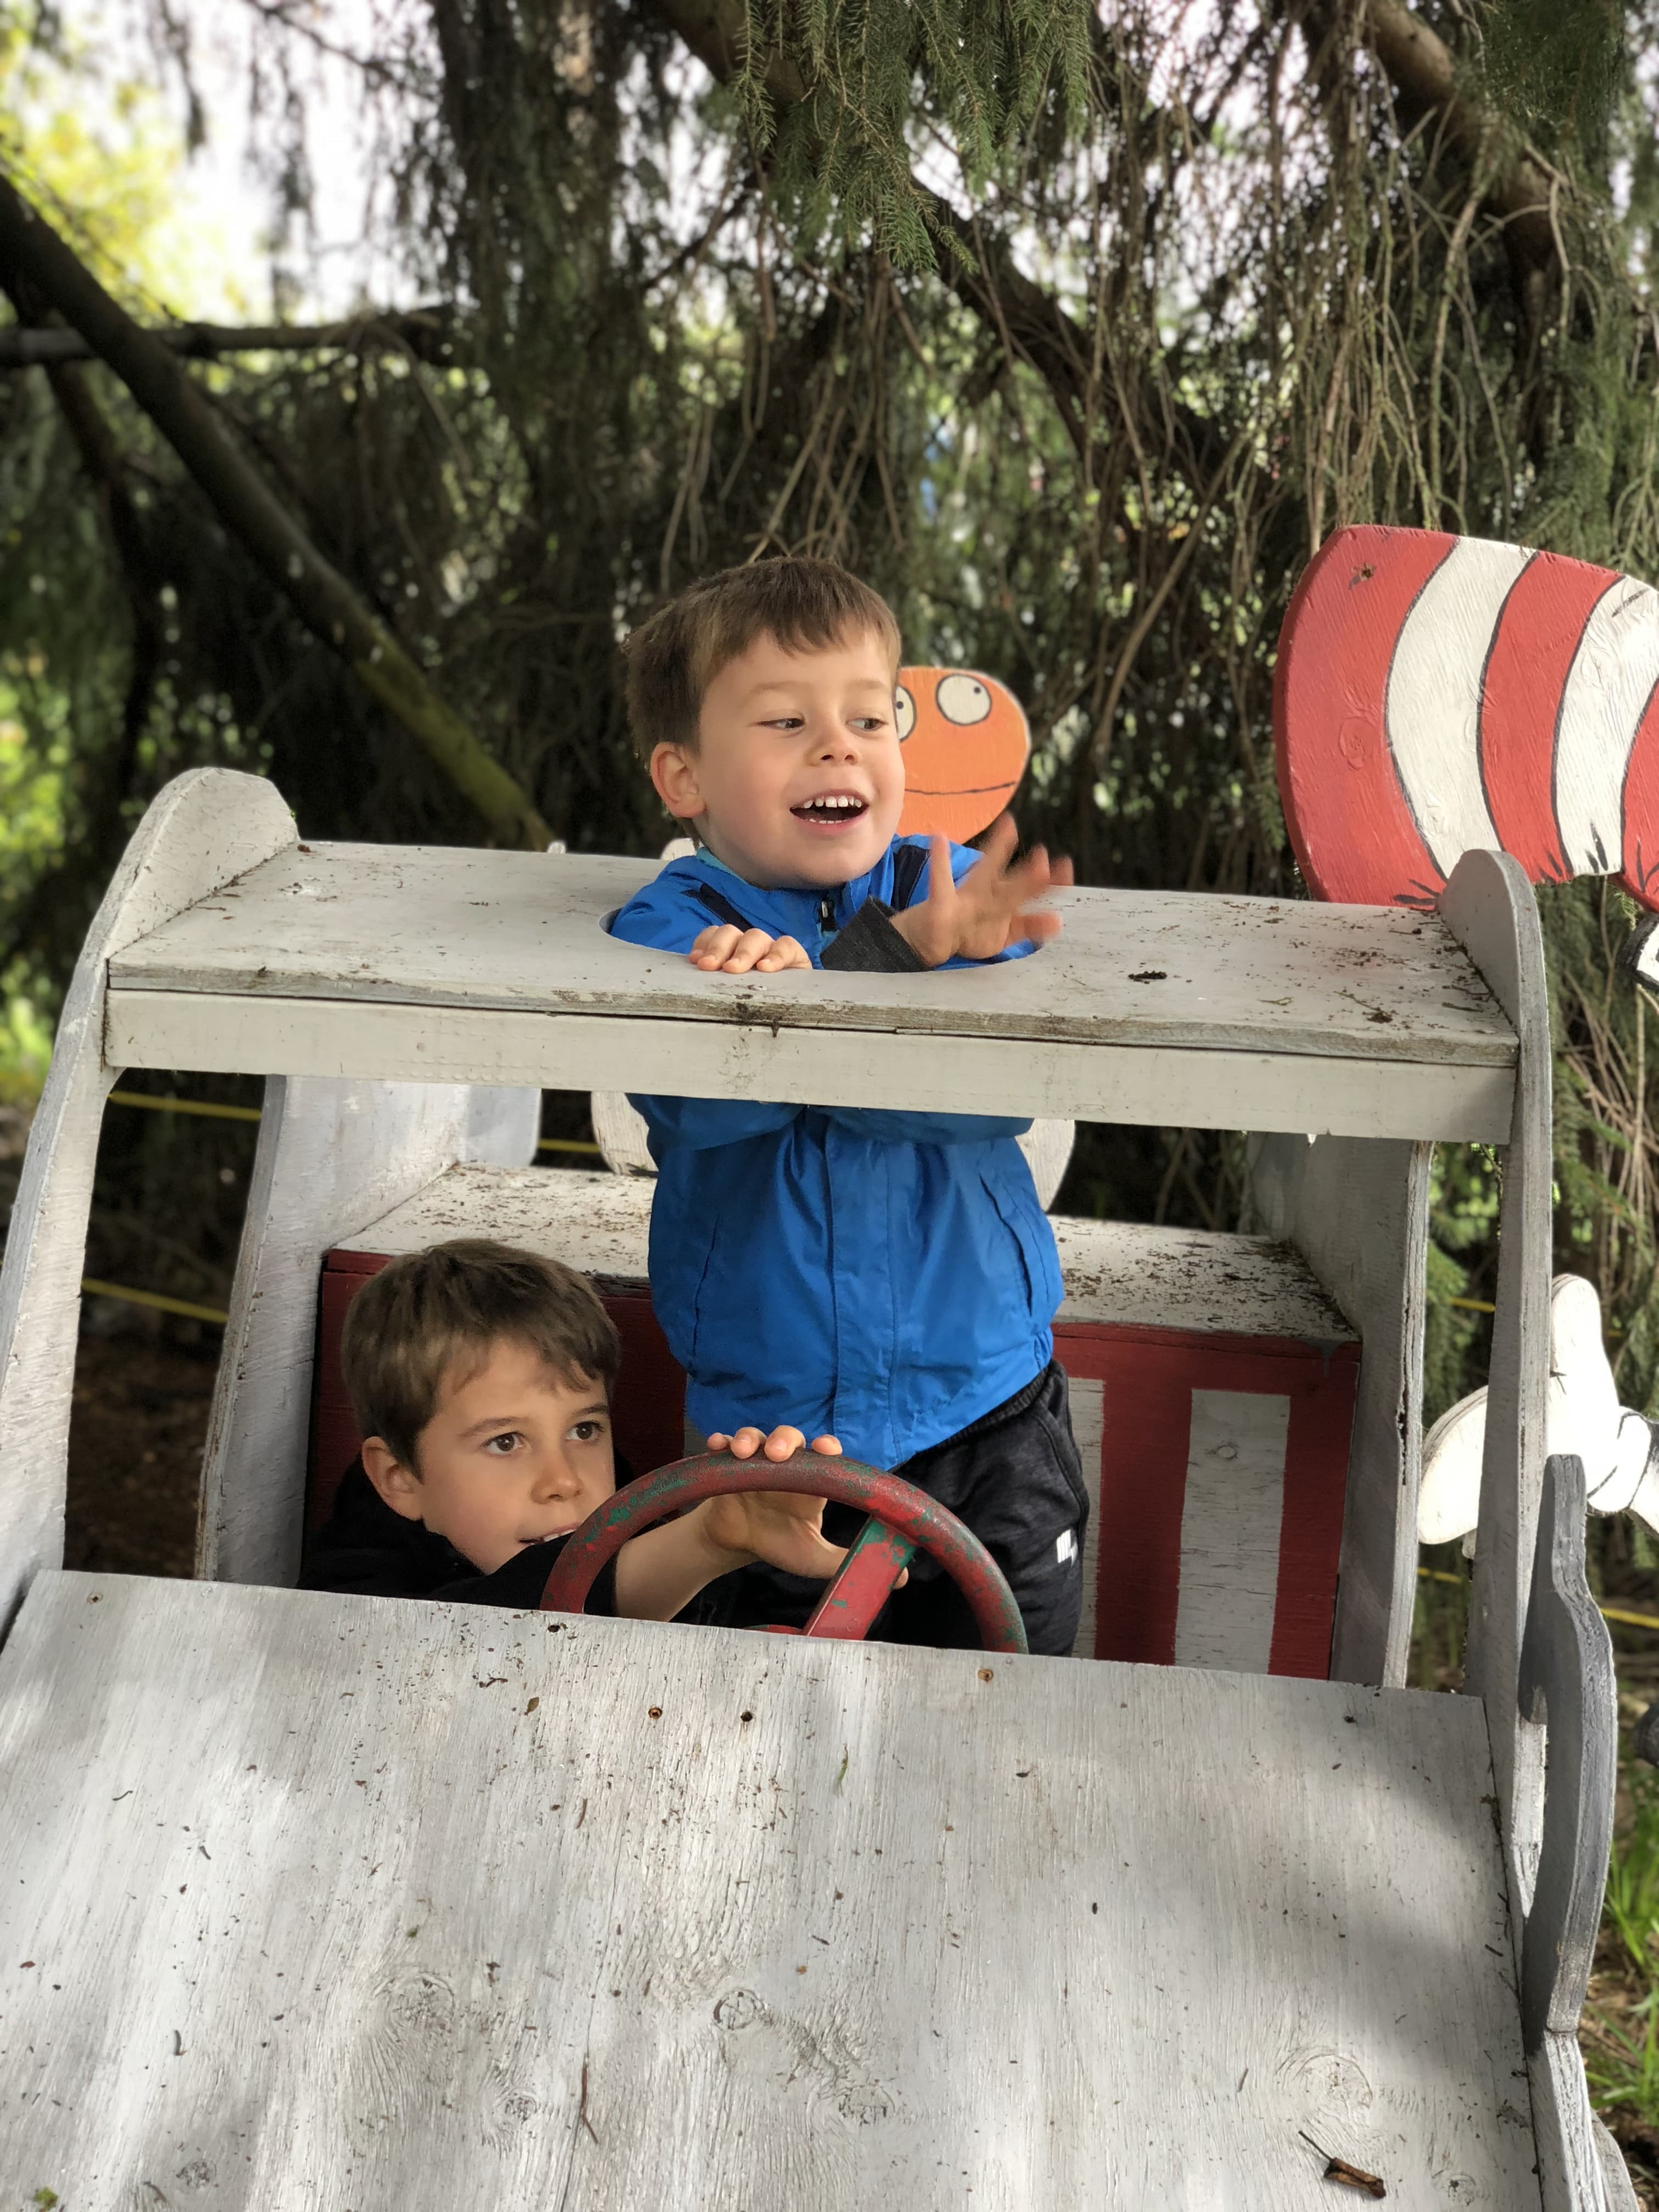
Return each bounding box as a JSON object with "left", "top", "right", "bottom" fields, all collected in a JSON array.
[
  {"left": 894, "top": 684, "right": 916, "bottom": 741},
  {"left": 936, "top": 673, "right": 992, "bottom": 726}
]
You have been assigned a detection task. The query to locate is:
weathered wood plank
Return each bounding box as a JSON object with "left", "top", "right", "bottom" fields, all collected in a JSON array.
[
  {"left": 340, "top": 1164, "right": 1357, "bottom": 1342},
  {"left": 107, "top": 843, "right": 1517, "bottom": 1066},
  {"left": 1172, "top": 1388, "right": 1291, "bottom": 1673},
  {"left": 198, "top": 1079, "right": 541, "bottom": 1588},
  {"left": 0, "top": 1571, "right": 1539, "bottom": 2210},
  {"left": 104, "top": 990, "right": 1518, "bottom": 1142},
  {"left": 1518, "top": 1456, "right": 1616, "bottom": 2055},
  {"left": 0, "top": 768, "right": 295, "bottom": 1639},
  {"left": 1245, "top": 1135, "right": 1431, "bottom": 1688},
  {"left": 1443, "top": 851, "right": 1604, "bottom": 2212},
  {"left": 1452, "top": 850, "right": 1553, "bottom": 1883}
]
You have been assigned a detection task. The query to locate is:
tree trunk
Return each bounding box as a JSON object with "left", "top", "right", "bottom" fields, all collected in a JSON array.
[
  {"left": 0, "top": 311, "right": 463, "bottom": 370},
  {"left": 0, "top": 178, "right": 550, "bottom": 850}
]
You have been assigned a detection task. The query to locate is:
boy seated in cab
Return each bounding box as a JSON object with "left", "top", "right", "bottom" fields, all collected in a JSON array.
[
  {"left": 610, "top": 558, "right": 1088, "bottom": 1655},
  {"left": 302, "top": 1238, "right": 850, "bottom": 1617}
]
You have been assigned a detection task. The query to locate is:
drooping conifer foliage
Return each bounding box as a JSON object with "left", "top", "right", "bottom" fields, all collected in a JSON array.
[{"left": 4, "top": 0, "right": 1659, "bottom": 1412}]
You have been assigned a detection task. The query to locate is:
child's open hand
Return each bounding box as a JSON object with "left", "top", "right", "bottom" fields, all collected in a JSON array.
[
  {"left": 697, "top": 1424, "right": 906, "bottom": 1589},
  {"left": 689, "top": 925, "right": 810, "bottom": 974},
  {"left": 890, "top": 816, "right": 1071, "bottom": 968}
]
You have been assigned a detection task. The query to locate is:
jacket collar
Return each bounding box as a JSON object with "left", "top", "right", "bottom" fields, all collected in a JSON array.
[{"left": 689, "top": 843, "right": 888, "bottom": 929}]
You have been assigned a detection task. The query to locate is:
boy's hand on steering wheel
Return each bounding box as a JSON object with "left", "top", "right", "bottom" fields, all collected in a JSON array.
[
  {"left": 890, "top": 816, "right": 1071, "bottom": 968},
  {"left": 707, "top": 1423, "right": 840, "bottom": 1463},
  {"left": 698, "top": 1425, "right": 906, "bottom": 1586},
  {"left": 689, "top": 925, "right": 811, "bottom": 974}
]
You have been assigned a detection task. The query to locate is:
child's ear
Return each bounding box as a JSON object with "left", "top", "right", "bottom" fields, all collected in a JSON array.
[
  {"left": 650, "top": 741, "right": 707, "bottom": 822},
  {"left": 362, "top": 1436, "right": 425, "bottom": 1522}
]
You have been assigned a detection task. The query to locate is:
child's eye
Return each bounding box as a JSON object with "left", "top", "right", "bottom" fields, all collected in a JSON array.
[
  {"left": 481, "top": 1430, "right": 523, "bottom": 1455},
  {"left": 765, "top": 715, "right": 805, "bottom": 732},
  {"left": 568, "top": 1419, "right": 607, "bottom": 1443},
  {"left": 852, "top": 714, "right": 890, "bottom": 732}
]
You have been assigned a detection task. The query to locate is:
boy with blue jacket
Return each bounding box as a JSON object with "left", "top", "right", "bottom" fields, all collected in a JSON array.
[{"left": 610, "top": 558, "right": 1088, "bottom": 1654}]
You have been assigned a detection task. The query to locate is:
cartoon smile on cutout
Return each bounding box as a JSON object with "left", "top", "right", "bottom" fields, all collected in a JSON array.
[{"left": 895, "top": 668, "right": 1031, "bottom": 844}]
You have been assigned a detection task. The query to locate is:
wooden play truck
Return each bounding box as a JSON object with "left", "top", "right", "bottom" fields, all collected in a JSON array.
[{"left": 0, "top": 759, "right": 1630, "bottom": 2208}]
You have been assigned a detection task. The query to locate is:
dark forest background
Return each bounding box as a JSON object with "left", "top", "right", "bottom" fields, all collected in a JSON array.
[{"left": 3, "top": 0, "right": 1659, "bottom": 1425}]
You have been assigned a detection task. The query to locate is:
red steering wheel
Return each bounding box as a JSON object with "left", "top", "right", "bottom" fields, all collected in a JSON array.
[{"left": 539, "top": 1450, "right": 1028, "bottom": 1654}]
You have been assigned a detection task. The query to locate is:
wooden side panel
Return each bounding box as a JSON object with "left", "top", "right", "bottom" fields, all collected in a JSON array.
[
  {"left": 197, "top": 1076, "right": 537, "bottom": 1590},
  {"left": 1519, "top": 1457, "right": 1616, "bottom": 2054},
  {"left": 1057, "top": 1323, "right": 1357, "bottom": 1678},
  {"left": 0, "top": 1570, "right": 1543, "bottom": 2210},
  {"left": 106, "top": 989, "right": 1518, "bottom": 1143},
  {"left": 1438, "top": 852, "right": 1611, "bottom": 2212},
  {"left": 0, "top": 769, "right": 294, "bottom": 1640},
  {"left": 1245, "top": 1132, "right": 1433, "bottom": 1688},
  {"left": 108, "top": 842, "right": 1517, "bottom": 1067},
  {"left": 1447, "top": 850, "right": 1551, "bottom": 1894},
  {"left": 1276, "top": 523, "right": 1659, "bottom": 917},
  {"left": 1531, "top": 2033, "right": 1628, "bottom": 2212},
  {"left": 342, "top": 1166, "right": 1358, "bottom": 1345}
]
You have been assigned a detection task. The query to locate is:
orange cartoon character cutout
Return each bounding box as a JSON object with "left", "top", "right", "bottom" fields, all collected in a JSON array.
[{"left": 895, "top": 668, "right": 1031, "bottom": 844}]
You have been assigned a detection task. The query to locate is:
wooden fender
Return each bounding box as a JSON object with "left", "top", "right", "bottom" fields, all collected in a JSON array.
[{"left": 1276, "top": 524, "right": 1659, "bottom": 910}]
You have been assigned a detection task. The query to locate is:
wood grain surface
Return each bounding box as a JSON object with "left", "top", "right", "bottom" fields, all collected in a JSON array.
[
  {"left": 0, "top": 768, "right": 295, "bottom": 1637},
  {"left": 105, "top": 988, "right": 1519, "bottom": 1141},
  {"left": 199, "top": 1078, "right": 540, "bottom": 1589},
  {"left": 1440, "top": 851, "right": 1610, "bottom": 2211},
  {"left": 0, "top": 1570, "right": 1542, "bottom": 2210},
  {"left": 1246, "top": 1133, "right": 1431, "bottom": 1689},
  {"left": 106, "top": 842, "right": 1516, "bottom": 1063},
  {"left": 341, "top": 1163, "right": 1357, "bottom": 1341}
]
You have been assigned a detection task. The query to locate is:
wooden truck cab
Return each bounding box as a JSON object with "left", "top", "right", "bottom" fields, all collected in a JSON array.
[{"left": 0, "top": 768, "right": 1627, "bottom": 2209}]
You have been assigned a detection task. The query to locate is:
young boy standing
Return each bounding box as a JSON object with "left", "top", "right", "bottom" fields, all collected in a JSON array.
[{"left": 610, "top": 559, "right": 1087, "bottom": 1655}]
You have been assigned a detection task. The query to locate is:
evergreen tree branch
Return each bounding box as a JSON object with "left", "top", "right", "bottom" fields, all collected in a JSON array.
[
  {"left": 1353, "top": 0, "right": 1562, "bottom": 278},
  {"left": 0, "top": 311, "right": 465, "bottom": 369},
  {"left": 0, "top": 276, "right": 167, "bottom": 969},
  {"left": 647, "top": 0, "right": 1095, "bottom": 452},
  {"left": 0, "top": 175, "right": 550, "bottom": 850}
]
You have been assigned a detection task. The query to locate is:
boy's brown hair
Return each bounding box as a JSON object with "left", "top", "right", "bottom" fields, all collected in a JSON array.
[
  {"left": 623, "top": 556, "right": 902, "bottom": 763},
  {"left": 341, "top": 1238, "right": 621, "bottom": 1470}
]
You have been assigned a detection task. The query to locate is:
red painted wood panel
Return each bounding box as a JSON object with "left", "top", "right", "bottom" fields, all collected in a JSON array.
[
  {"left": 1276, "top": 522, "right": 1659, "bottom": 912},
  {"left": 1477, "top": 553, "right": 1611, "bottom": 884},
  {"left": 1623, "top": 673, "right": 1659, "bottom": 905},
  {"left": 1274, "top": 524, "right": 1453, "bottom": 909},
  {"left": 1056, "top": 1323, "right": 1360, "bottom": 1680}
]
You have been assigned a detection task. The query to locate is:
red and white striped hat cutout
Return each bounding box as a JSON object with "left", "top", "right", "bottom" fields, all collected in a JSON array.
[{"left": 1274, "top": 525, "right": 1659, "bottom": 911}]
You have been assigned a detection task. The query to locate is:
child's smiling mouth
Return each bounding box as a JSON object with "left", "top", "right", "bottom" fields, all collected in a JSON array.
[{"left": 791, "top": 792, "right": 869, "bottom": 826}]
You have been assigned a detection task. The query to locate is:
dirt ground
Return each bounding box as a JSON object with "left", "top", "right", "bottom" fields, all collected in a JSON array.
[{"left": 64, "top": 1328, "right": 215, "bottom": 1578}]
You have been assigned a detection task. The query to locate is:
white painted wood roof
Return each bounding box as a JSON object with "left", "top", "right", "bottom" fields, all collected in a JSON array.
[
  {"left": 340, "top": 1165, "right": 1358, "bottom": 1342},
  {"left": 103, "top": 845, "right": 1519, "bottom": 1141},
  {"left": 0, "top": 1571, "right": 1538, "bottom": 2209}
]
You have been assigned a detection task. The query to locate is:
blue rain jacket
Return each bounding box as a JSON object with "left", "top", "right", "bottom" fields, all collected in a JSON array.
[{"left": 608, "top": 837, "right": 1063, "bottom": 1466}]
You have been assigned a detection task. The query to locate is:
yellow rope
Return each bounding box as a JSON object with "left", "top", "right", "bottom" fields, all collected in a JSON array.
[
  {"left": 1419, "top": 1564, "right": 1659, "bottom": 1634},
  {"left": 109, "top": 1087, "right": 603, "bottom": 1154},
  {"left": 81, "top": 1278, "right": 230, "bottom": 1326},
  {"left": 108, "top": 1088, "right": 261, "bottom": 1124}
]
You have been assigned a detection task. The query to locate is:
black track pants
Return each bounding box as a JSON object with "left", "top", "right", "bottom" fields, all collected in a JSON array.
[{"left": 703, "top": 1361, "right": 1088, "bottom": 1656}]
